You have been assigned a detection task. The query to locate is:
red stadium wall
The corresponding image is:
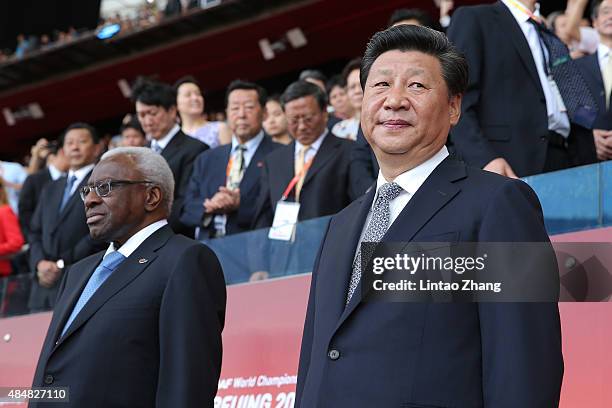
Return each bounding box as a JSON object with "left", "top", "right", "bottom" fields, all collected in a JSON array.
[{"left": 0, "top": 227, "right": 611, "bottom": 407}]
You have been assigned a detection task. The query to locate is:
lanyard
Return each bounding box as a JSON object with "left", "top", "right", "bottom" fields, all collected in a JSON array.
[
  {"left": 281, "top": 157, "right": 314, "bottom": 201},
  {"left": 505, "top": 0, "right": 539, "bottom": 22}
]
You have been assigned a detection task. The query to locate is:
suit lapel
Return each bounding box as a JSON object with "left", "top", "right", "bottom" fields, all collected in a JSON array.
[
  {"left": 53, "top": 226, "right": 174, "bottom": 349},
  {"left": 322, "top": 186, "right": 376, "bottom": 331},
  {"left": 52, "top": 173, "right": 90, "bottom": 233},
  {"left": 336, "top": 157, "right": 465, "bottom": 328},
  {"left": 582, "top": 53, "right": 606, "bottom": 112},
  {"left": 240, "top": 137, "right": 270, "bottom": 195},
  {"left": 302, "top": 134, "right": 338, "bottom": 187},
  {"left": 495, "top": 2, "right": 542, "bottom": 93},
  {"left": 48, "top": 253, "right": 104, "bottom": 347},
  {"left": 161, "top": 131, "right": 184, "bottom": 163}
]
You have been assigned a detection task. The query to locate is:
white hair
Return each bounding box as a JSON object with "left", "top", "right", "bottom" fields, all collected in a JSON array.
[{"left": 100, "top": 147, "right": 175, "bottom": 214}]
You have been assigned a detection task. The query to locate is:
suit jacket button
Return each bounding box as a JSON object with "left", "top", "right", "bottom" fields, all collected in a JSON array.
[
  {"left": 328, "top": 349, "right": 340, "bottom": 360},
  {"left": 44, "top": 374, "right": 54, "bottom": 384}
]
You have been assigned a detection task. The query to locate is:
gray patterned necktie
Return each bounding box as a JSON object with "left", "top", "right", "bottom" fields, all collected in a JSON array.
[
  {"left": 346, "top": 182, "right": 404, "bottom": 304},
  {"left": 529, "top": 19, "right": 597, "bottom": 127}
]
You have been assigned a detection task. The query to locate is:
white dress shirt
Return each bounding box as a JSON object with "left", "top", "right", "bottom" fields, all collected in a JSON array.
[
  {"left": 502, "top": 0, "right": 571, "bottom": 137},
  {"left": 67, "top": 164, "right": 95, "bottom": 195},
  {"left": 48, "top": 164, "right": 65, "bottom": 181},
  {"left": 152, "top": 124, "right": 180, "bottom": 151},
  {"left": 104, "top": 219, "right": 168, "bottom": 258},
  {"left": 356, "top": 146, "right": 450, "bottom": 253},
  {"left": 230, "top": 130, "right": 265, "bottom": 168},
  {"left": 294, "top": 129, "right": 328, "bottom": 163},
  {"left": 597, "top": 43, "right": 611, "bottom": 75}
]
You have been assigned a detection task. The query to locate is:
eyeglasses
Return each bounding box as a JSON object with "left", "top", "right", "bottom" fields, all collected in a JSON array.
[
  {"left": 287, "top": 113, "right": 319, "bottom": 127},
  {"left": 80, "top": 179, "right": 154, "bottom": 201}
]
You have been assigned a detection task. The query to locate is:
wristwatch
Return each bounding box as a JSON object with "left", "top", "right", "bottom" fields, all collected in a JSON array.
[{"left": 56, "top": 259, "right": 65, "bottom": 270}]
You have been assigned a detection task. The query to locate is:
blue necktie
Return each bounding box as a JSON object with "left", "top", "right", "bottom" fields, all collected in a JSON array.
[
  {"left": 59, "top": 175, "right": 77, "bottom": 213},
  {"left": 530, "top": 19, "right": 597, "bottom": 128},
  {"left": 61, "top": 251, "right": 126, "bottom": 337}
]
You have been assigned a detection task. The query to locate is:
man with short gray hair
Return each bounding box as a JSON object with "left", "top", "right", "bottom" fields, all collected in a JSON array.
[{"left": 31, "top": 147, "right": 226, "bottom": 407}]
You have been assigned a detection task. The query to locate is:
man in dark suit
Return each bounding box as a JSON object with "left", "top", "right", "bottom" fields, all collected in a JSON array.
[
  {"left": 253, "top": 80, "right": 355, "bottom": 229},
  {"left": 132, "top": 78, "right": 208, "bottom": 236},
  {"left": 447, "top": 0, "right": 597, "bottom": 177},
  {"left": 181, "top": 80, "right": 279, "bottom": 239},
  {"left": 296, "top": 26, "right": 563, "bottom": 407},
  {"left": 18, "top": 142, "right": 69, "bottom": 239},
  {"left": 31, "top": 146, "right": 226, "bottom": 407},
  {"left": 576, "top": 0, "right": 612, "bottom": 161},
  {"left": 28, "top": 123, "right": 105, "bottom": 311}
]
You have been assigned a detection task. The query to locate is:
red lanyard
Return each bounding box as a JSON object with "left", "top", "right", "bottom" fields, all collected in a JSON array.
[
  {"left": 281, "top": 158, "right": 314, "bottom": 201},
  {"left": 506, "top": 0, "right": 540, "bottom": 23}
]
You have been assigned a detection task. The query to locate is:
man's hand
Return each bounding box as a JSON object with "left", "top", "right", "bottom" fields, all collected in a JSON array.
[
  {"left": 593, "top": 129, "right": 612, "bottom": 160},
  {"left": 483, "top": 158, "right": 518, "bottom": 178},
  {"left": 37, "top": 260, "right": 61, "bottom": 288},
  {"left": 203, "top": 188, "right": 241, "bottom": 214}
]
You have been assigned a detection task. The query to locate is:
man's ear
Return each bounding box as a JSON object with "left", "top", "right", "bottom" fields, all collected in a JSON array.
[
  {"left": 449, "top": 94, "right": 462, "bottom": 126},
  {"left": 144, "top": 185, "right": 163, "bottom": 212}
]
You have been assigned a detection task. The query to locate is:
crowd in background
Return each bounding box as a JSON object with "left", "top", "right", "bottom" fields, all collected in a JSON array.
[
  {"left": 1, "top": 0, "right": 612, "bottom": 311},
  {"left": 0, "top": 0, "right": 216, "bottom": 64}
]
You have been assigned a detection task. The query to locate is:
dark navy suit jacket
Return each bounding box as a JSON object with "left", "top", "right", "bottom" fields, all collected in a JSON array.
[
  {"left": 576, "top": 52, "right": 612, "bottom": 130},
  {"left": 180, "top": 135, "right": 280, "bottom": 239},
  {"left": 31, "top": 225, "right": 226, "bottom": 407},
  {"left": 448, "top": 2, "right": 596, "bottom": 176},
  {"left": 296, "top": 157, "right": 563, "bottom": 408}
]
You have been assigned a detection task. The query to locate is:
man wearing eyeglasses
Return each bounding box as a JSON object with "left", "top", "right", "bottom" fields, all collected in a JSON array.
[
  {"left": 31, "top": 147, "right": 226, "bottom": 407},
  {"left": 28, "top": 122, "right": 105, "bottom": 311},
  {"left": 252, "top": 80, "right": 357, "bottom": 230}
]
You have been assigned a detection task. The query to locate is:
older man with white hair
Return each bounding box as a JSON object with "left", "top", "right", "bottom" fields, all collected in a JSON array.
[{"left": 31, "top": 147, "right": 226, "bottom": 408}]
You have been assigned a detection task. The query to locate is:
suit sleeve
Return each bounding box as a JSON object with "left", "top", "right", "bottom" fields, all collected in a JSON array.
[
  {"left": 447, "top": 7, "right": 500, "bottom": 169},
  {"left": 0, "top": 206, "right": 25, "bottom": 255},
  {"left": 349, "top": 128, "right": 377, "bottom": 199},
  {"left": 170, "top": 143, "right": 208, "bottom": 233},
  {"left": 156, "top": 242, "right": 226, "bottom": 407},
  {"left": 295, "top": 218, "right": 331, "bottom": 407},
  {"left": 477, "top": 179, "right": 563, "bottom": 407},
  {"left": 28, "top": 191, "right": 46, "bottom": 272},
  {"left": 252, "top": 160, "right": 274, "bottom": 230},
  {"left": 17, "top": 174, "right": 37, "bottom": 238},
  {"left": 179, "top": 151, "right": 209, "bottom": 228}
]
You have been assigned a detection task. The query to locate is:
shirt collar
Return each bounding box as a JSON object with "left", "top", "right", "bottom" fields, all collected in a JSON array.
[
  {"left": 68, "top": 163, "right": 95, "bottom": 182},
  {"left": 598, "top": 43, "right": 611, "bottom": 59},
  {"left": 47, "top": 164, "right": 65, "bottom": 180},
  {"left": 105, "top": 219, "right": 168, "bottom": 259},
  {"left": 372, "top": 146, "right": 449, "bottom": 209},
  {"left": 295, "top": 129, "right": 329, "bottom": 156},
  {"left": 154, "top": 124, "right": 180, "bottom": 150},
  {"left": 231, "top": 130, "right": 264, "bottom": 153}
]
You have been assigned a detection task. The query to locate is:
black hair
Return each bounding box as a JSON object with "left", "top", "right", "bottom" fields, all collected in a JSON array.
[
  {"left": 387, "top": 8, "right": 435, "bottom": 29},
  {"left": 326, "top": 74, "right": 346, "bottom": 95},
  {"left": 131, "top": 76, "right": 176, "bottom": 110},
  {"left": 592, "top": 0, "right": 603, "bottom": 20},
  {"left": 299, "top": 69, "right": 328, "bottom": 84},
  {"left": 280, "top": 80, "right": 328, "bottom": 111},
  {"left": 120, "top": 116, "right": 145, "bottom": 135},
  {"left": 173, "top": 75, "right": 202, "bottom": 93},
  {"left": 224, "top": 79, "right": 267, "bottom": 108},
  {"left": 360, "top": 25, "right": 468, "bottom": 98},
  {"left": 266, "top": 94, "right": 282, "bottom": 105},
  {"left": 61, "top": 122, "right": 100, "bottom": 146},
  {"left": 341, "top": 58, "right": 362, "bottom": 85}
]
